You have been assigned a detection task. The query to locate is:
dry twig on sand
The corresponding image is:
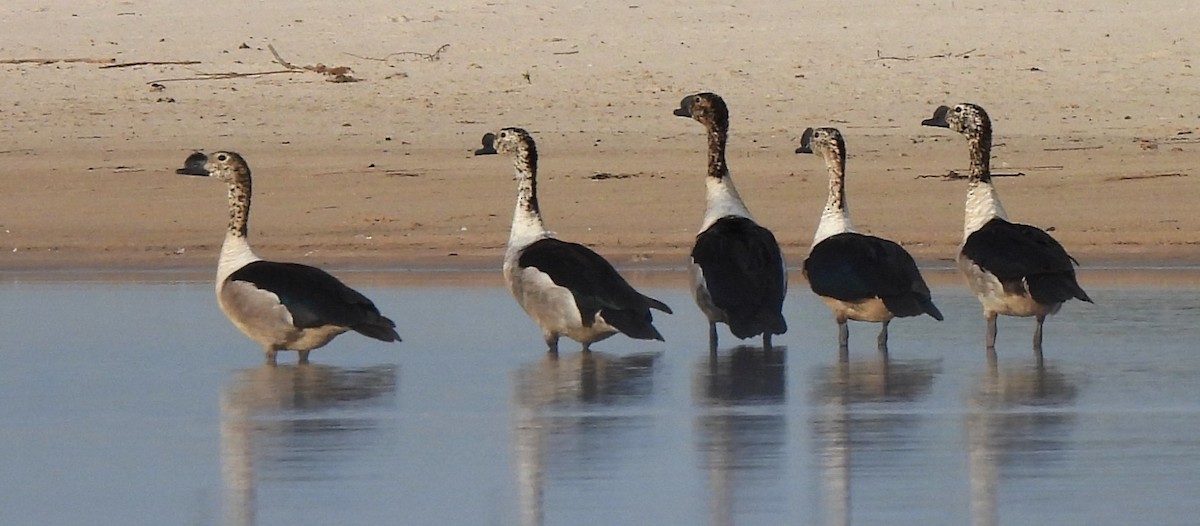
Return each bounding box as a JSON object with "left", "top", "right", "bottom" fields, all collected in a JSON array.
[
  {"left": 869, "top": 48, "right": 977, "bottom": 62},
  {"left": 100, "top": 60, "right": 201, "bottom": 69},
  {"left": 144, "top": 45, "right": 357, "bottom": 84},
  {"left": 345, "top": 44, "right": 450, "bottom": 63},
  {"left": 918, "top": 170, "right": 1025, "bottom": 180},
  {"left": 1105, "top": 173, "right": 1187, "bottom": 182},
  {"left": 269, "top": 44, "right": 358, "bottom": 82},
  {"left": 0, "top": 57, "right": 115, "bottom": 65},
  {"left": 146, "top": 70, "right": 304, "bottom": 84}
]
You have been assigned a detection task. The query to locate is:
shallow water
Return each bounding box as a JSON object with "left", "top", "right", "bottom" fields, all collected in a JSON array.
[{"left": 1, "top": 275, "right": 1198, "bottom": 525}]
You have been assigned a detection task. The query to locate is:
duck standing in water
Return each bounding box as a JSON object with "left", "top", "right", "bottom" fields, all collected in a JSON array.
[
  {"left": 475, "top": 128, "right": 671, "bottom": 353},
  {"left": 176, "top": 151, "right": 400, "bottom": 364},
  {"left": 796, "top": 127, "right": 942, "bottom": 355},
  {"left": 673, "top": 92, "right": 788, "bottom": 353},
  {"left": 921, "top": 103, "right": 1091, "bottom": 362}
]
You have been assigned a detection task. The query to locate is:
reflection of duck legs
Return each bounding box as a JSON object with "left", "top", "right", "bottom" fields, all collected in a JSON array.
[
  {"left": 221, "top": 392, "right": 255, "bottom": 526},
  {"left": 219, "top": 364, "right": 398, "bottom": 526},
  {"left": 700, "top": 345, "right": 786, "bottom": 403},
  {"left": 816, "top": 367, "right": 850, "bottom": 526},
  {"left": 966, "top": 363, "right": 1077, "bottom": 526},
  {"left": 512, "top": 352, "right": 660, "bottom": 526},
  {"left": 694, "top": 346, "right": 788, "bottom": 526},
  {"left": 812, "top": 355, "right": 942, "bottom": 525}
]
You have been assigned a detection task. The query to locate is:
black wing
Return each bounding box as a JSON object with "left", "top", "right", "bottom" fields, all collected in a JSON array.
[
  {"left": 692, "top": 216, "right": 788, "bottom": 338},
  {"left": 518, "top": 239, "right": 671, "bottom": 337},
  {"left": 229, "top": 261, "right": 400, "bottom": 341},
  {"left": 963, "top": 217, "right": 1092, "bottom": 305},
  {"left": 805, "top": 232, "right": 942, "bottom": 320}
]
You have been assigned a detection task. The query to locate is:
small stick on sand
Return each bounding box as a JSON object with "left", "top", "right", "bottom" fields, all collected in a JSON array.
[
  {"left": 0, "top": 57, "right": 115, "bottom": 65},
  {"left": 100, "top": 60, "right": 201, "bottom": 69},
  {"left": 345, "top": 44, "right": 450, "bottom": 62}
]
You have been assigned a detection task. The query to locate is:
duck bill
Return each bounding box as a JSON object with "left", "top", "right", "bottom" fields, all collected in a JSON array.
[
  {"left": 921, "top": 106, "right": 951, "bottom": 128},
  {"left": 175, "top": 152, "right": 210, "bottom": 176},
  {"left": 474, "top": 133, "right": 497, "bottom": 155},
  {"left": 795, "top": 127, "right": 815, "bottom": 154}
]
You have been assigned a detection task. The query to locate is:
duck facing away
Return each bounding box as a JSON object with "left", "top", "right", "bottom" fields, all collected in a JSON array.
[
  {"left": 176, "top": 151, "right": 400, "bottom": 364},
  {"left": 673, "top": 92, "right": 787, "bottom": 352},
  {"left": 921, "top": 104, "right": 1091, "bottom": 361},
  {"left": 796, "top": 127, "right": 943, "bottom": 354},
  {"left": 474, "top": 128, "right": 671, "bottom": 353}
]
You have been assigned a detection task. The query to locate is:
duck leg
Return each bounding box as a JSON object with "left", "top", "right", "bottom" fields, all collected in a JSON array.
[
  {"left": 985, "top": 312, "right": 998, "bottom": 350},
  {"left": 297, "top": 349, "right": 311, "bottom": 364},
  {"left": 877, "top": 320, "right": 890, "bottom": 356},
  {"left": 1033, "top": 314, "right": 1046, "bottom": 366},
  {"left": 708, "top": 322, "right": 719, "bottom": 355},
  {"left": 985, "top": 312, "right": 999, "bottom": 364},
  {"left": 838, "top": 317, "right": 850, "bottom": 350}
]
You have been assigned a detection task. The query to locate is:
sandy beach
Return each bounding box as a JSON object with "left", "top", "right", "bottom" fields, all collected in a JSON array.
[{"left": 2, "top": 0, "right": 1199, "bottom": 274}]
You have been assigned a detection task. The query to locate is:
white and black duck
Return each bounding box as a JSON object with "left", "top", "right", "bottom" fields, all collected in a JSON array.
[
  {"left": 796, "top": 127, "right": 942, "bottom": 354},
  {"left": 474, "top": 128, "right": 671, "bottom": 353},
  {"left": 673, "top": 92, "right": 787, "bottom": 352},
  {"left": 176, "top": 151, "right": 400, "bottom": 364},
  {"left": 921, "top": 103, "right": 1091, "bottom": 360}
]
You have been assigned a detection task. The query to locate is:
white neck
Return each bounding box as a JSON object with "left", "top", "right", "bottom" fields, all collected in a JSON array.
[
  {"left": 813, "top": 205, "right": 854, "bottom": 246},
  {"left": 508, "top": 204, "right": 552, "bottom": 253},
  {"left": 700, "top": 175, "right": 754, "bottom": 231},
  {"left": 964, "top": 179, "right": 1007, "bottom": 238},
  {"left": 217, "top": 232, "right": 261, "bottom": 285}
]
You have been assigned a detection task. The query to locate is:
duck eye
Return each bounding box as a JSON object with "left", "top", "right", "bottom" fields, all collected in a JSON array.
[{"left": 217, "top": 154, "right": 228, "bottom": 161}]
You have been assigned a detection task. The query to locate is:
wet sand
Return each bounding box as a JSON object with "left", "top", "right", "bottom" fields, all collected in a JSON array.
[{"left": 2, "top": 0, "right": 1199, "bottom": 273}]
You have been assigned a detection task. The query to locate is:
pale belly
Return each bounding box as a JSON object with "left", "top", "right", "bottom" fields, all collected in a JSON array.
[
  {"left": 689, "top": 260, "right": 726, "bottom": 323},
  {"left": 819, "top": 296, "right": 894, "bottom": 323},
  {"left": 218, "top": 281, "right": 349, "bottom": 351},
  {"left": 957, "top": 256, "right": 1060, "bottom": 318},
  {"left": 506, "top": 264, "right": 618, "bottom": 344}
]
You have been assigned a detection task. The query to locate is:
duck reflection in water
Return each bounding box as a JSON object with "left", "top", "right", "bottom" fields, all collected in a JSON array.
[
  {"left": 220, "top": 364, "right": 398, "bottom": 526},
  {"left": 693, "top": 345, "right": 787, "bottom": 526},
  {"left": 512, "top": 351, "right": 660, "bottom": 526},
  {"left": 967, "top": 363, "right": 1078, "bottom": 526},
  {"left": 810, "top": 355, "right": 942, "bottom": 526}
]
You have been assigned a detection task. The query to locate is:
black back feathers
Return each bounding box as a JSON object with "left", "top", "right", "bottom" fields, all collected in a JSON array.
[
  {"left": 228, "top": 261, "right": 400, "bottom": 342},
  {"left": 962, "top": 217, "right": 1092, "bottom": 305},
  {"left": 518, "top": 238, "right": 671, "bottom": 340},
  {"left": 805, "top": 232, "right": 943, "bottom": 320},
  {"left": 692, "top": 216, "right": 788, "bottom": 339}
]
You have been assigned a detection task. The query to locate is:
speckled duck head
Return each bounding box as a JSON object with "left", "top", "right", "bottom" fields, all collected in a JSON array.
[
  {"left": 673, "top": 92, "right": 730, "bottom": 132},
  {"left": 674, "top": 92, "right": 732, "bottom": 181},
  {"left": 177, "top": 151, "right": 254, "bottom": 238},
  {"left": 176, "top": 151, "right": 252, "bottom": 187},
  {"left": 796, "top": 127, "right": 853, "bottom": 241},
  {"left": 475, "top": 127, "right": 548, "bottom": 244},
  {"left": 922, "top": 103, "right": 992, "bottom": 149},
  {"left": 923, "top": 103, "right": 1008, "bottom": 233},
  {"left": 475, "top": 128, "right": 538, "bottom": 178},
  {"left": 795, "top": 127, "right": 846, "bottom": 168},
  {"left": 922, "top": 102, "right": 994, "bottom": 181}
]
